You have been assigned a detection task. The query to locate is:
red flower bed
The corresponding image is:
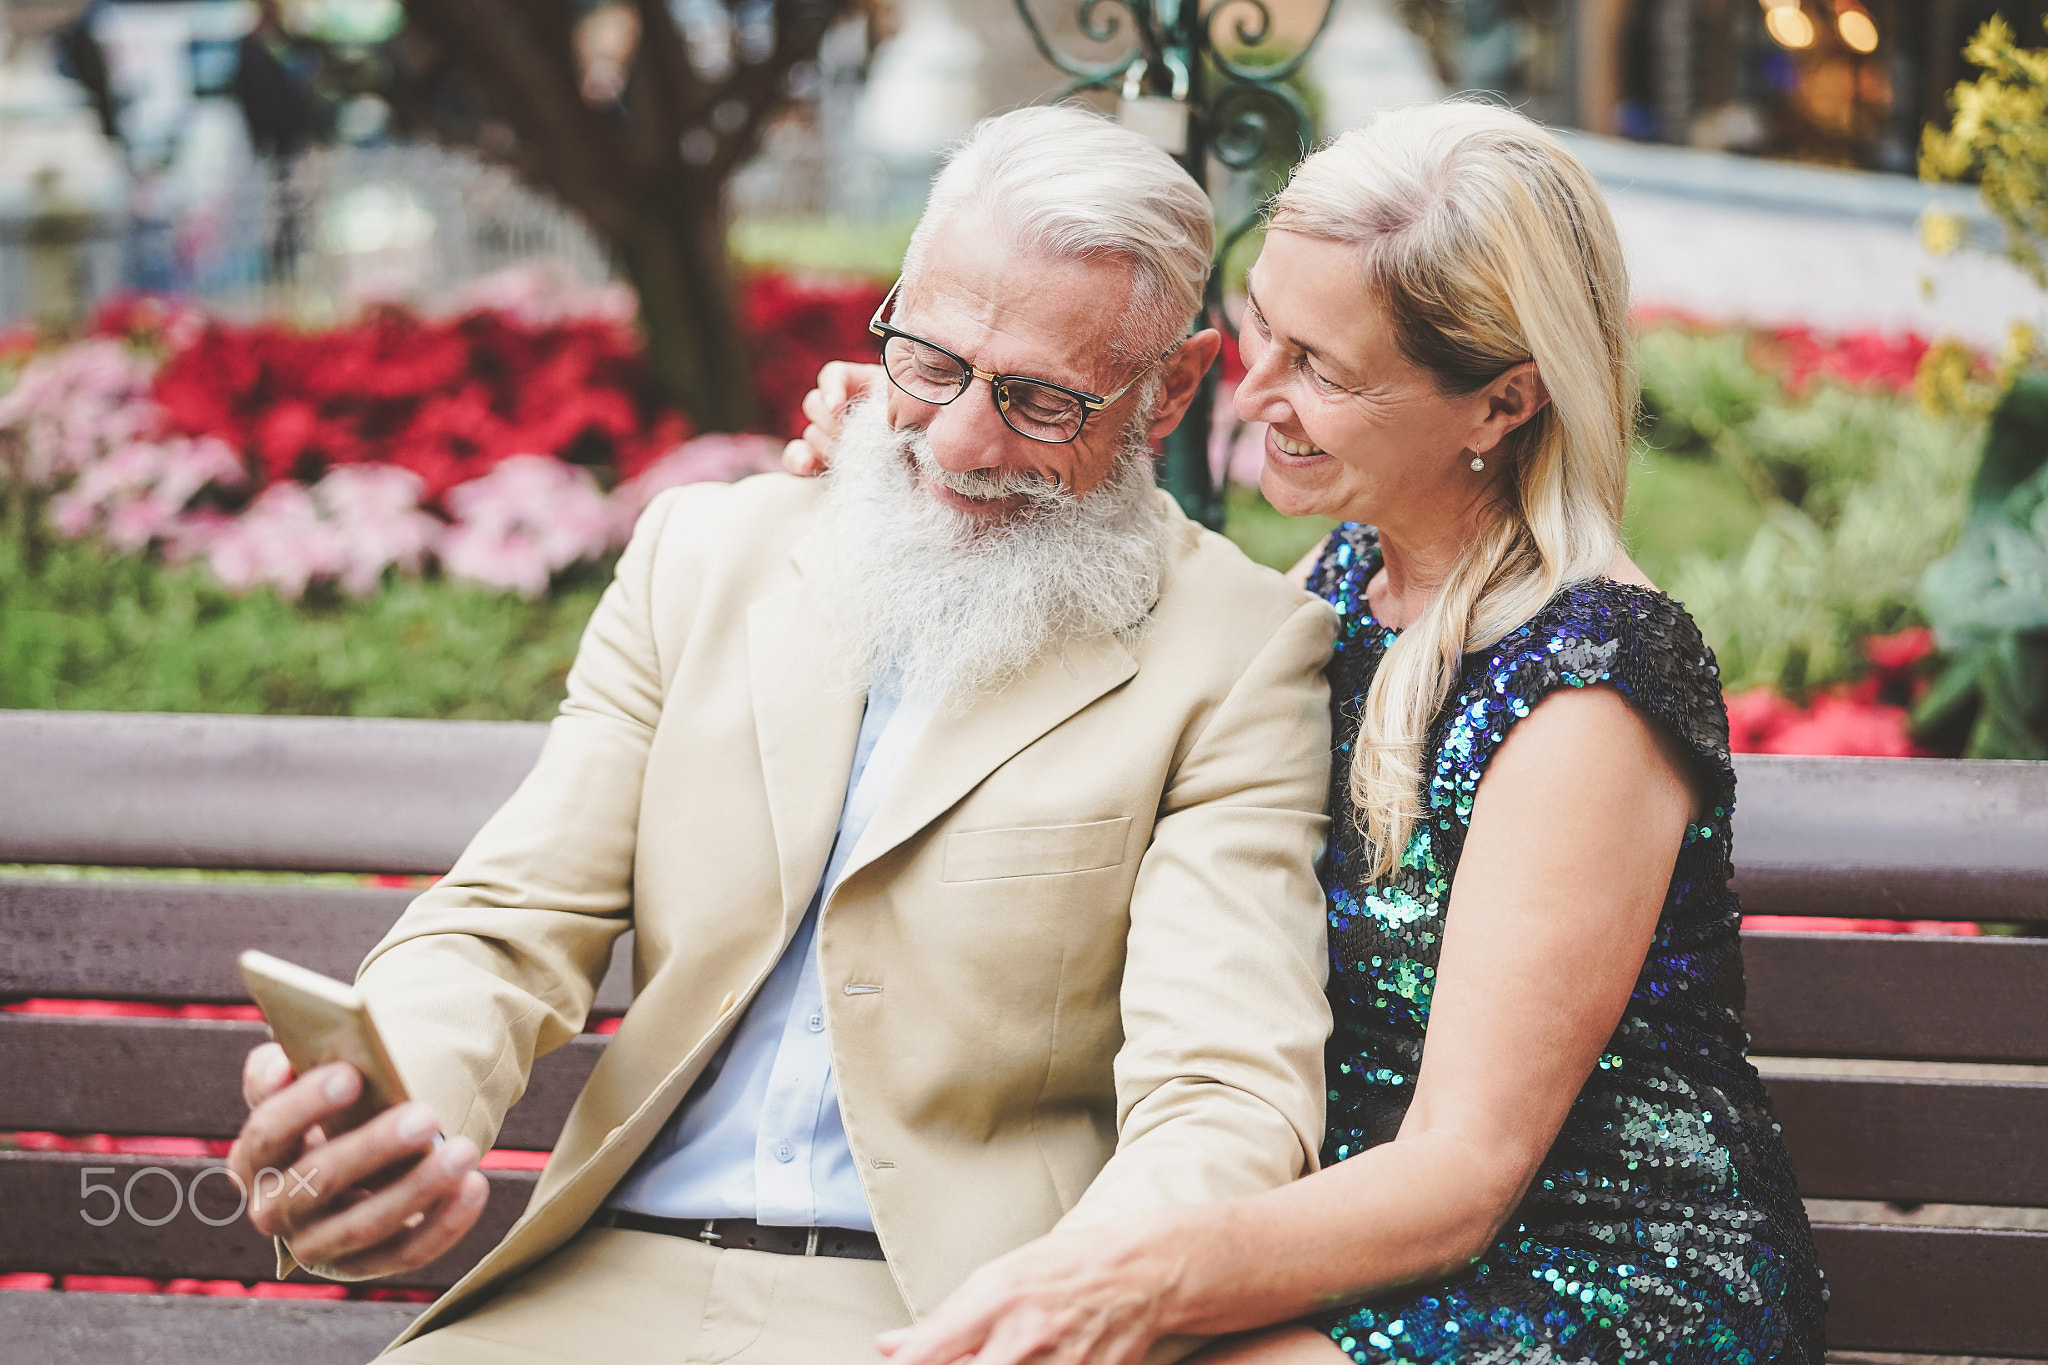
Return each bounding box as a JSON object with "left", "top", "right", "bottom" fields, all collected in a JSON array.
[
  {"left": 150, "top": 309, "right": 688, "bottom": 502},
  {"left": 75, "top": 272, "right": 890, "bottom": 517},
  {"left": 741, "top": 272, "right": 888, "bottom": 443}
]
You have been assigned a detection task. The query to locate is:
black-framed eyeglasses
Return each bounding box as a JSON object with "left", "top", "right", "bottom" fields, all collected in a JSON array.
[{"left": 867, "top": 278, "right": 1176, "bottom": 445}]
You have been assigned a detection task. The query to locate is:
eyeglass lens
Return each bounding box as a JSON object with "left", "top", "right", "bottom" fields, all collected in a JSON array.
[{"left": 882, "top": 336, "right": 1087, "bottom": 442}]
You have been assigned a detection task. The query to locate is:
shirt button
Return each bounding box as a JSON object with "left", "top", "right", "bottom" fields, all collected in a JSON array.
[
  {"left": 807, "top": 1013, "right": 824, "bottom": 1032},
  {"left": 774, "top": 1142, "right": 794, "bottom": 1163}
]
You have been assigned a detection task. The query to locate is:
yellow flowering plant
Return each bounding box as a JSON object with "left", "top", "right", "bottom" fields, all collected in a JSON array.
[{"left": 1920, "top": 16, "right": 2048, "bottom": 289}]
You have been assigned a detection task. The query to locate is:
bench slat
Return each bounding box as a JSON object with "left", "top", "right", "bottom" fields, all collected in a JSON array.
[
  {"left": 0, "top": 1014, "right": 605, "bottom": 1151},
  {"left": 13, "top": 1015, "right": 2041, "bottom": 1212},
  {"left": 2, "top": 1162, "right": 2038, "bottom": 1359},
  {"left": 1744, "top": 931, "right": 2048, "bottom": 1064},
  {"left": 0, "top": 877, "right": 636, "bottom": 1014},
  {"left": 0, "top": 1151, "right": 528, "bottom": 1290},
  {"left": 0, "top": 711, "right": 542, "bottom": 874},
  {"left": 1765, "top": 1074, "right": 2048, "bottom": 1206},
  {"left": 1730, "top": 754, "right": 2048, "bottom": 922},
  {"left": 1814, "top": 1221, "right": 2048, "bottom": 1357},
  {"left": 3, "top": 713, "right": 2045, "bottom": 923},
  {"left": 0, "top": 1292, "right": 427, "bottom": 1365}
]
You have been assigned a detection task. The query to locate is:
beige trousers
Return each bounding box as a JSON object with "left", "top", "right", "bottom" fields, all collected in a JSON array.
[{"left": 381, "top": 1227, "right": 913, "bottom": 1364}]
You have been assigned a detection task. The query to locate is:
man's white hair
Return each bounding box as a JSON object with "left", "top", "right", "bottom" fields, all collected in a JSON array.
[{"left": 900, "top": 104, "right": 1215, "bottom": 360}]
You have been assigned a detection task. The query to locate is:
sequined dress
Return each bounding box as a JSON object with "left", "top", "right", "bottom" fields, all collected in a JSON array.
[{"left": 1306, "top": 524, "right": 1825, "bottom": 1365}]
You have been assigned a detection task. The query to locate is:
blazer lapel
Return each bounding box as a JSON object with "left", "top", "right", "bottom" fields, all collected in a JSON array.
[
  {"left": 749, "top": 544, "right": 867, "bottom": 934},
  {"left": 837, "top": 629, "right": 1139, "bottom": 888}
]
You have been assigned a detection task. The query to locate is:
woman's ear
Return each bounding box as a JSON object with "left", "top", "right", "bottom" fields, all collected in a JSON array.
[
  {"left": 1146, "top": 329, "right": 1226, "bottom": 442},
  {"left": 1470, "top": 362, "right": 1550, "bottom": 456}
]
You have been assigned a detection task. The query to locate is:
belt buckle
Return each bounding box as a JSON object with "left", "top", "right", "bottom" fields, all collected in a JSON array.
[{"left": 697, "top": 1220, "right": 722, "bottom": 1245}]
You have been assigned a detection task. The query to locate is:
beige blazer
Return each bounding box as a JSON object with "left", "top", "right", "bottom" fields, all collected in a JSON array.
[{"left": 343, "top": 474, "right": 1336, "bottom": 1349}]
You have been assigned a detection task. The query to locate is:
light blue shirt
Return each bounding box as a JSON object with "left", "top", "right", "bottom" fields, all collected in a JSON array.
[{"left": 608, "top": 676, "right": 934, "bottom": 1230}]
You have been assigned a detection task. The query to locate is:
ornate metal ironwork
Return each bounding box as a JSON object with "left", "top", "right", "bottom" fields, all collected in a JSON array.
[{"left": 1011, "top": 0, "right": 1339, "bottom": 528}]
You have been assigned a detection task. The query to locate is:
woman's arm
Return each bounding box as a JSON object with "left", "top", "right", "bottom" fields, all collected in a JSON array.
[{"left": 878, "top": 684, "right": 1698, "bottom": 1365}]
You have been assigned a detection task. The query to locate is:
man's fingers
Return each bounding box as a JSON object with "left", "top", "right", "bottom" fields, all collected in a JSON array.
[
  {"left": 324, "top": 1169, "right": 489, "bottom": 1282},
  {"left": 242, "top": 1043, "right": 294, "bottom": 1109},
  {"left": 285, "top": 1135, "right": 480, "bottom": 1270},
  {"left": 250, "top": 1096, "right": 440, "bottom": 1242},
  {"left": 231, "top": 1061, "right": 361, "bottom": 1204}
]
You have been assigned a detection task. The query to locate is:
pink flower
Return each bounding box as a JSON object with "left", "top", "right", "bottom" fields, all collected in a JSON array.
[
  {"left": 315, "top": 465, "right": 442, "bottom": 595},
  {"left": 201, "top": 483, "right": 350, "bottom": 599},
  {"left": 194, "top": 465, "right": 441, "bottom": 598},
  {"left": 0, "top": 339, "right": 160, "bottom": 486},
  {"left": 440, "top": 455, "right": 613, "bottom": 596},
  {"left": 611, "top": 434, "right": 781, "bottom": 536},
  {"left": 48, "top": 436, "right": 245, "bottom": 552}
]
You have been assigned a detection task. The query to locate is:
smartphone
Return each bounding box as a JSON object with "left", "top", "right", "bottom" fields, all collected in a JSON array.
[{"left": 238, "top": 950, "right": 412, "bottom": 1138}]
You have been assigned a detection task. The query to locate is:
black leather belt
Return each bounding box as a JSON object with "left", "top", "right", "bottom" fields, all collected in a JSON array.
[{"left": 592, "top": 1209, "right": 886, "bottom": 1261}]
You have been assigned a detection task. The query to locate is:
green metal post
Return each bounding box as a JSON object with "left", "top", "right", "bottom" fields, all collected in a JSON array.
[{"left": 1009, "top": 0, "right": 1338, "bottom": 532}]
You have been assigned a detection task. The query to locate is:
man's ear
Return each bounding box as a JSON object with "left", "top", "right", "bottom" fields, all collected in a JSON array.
[
  {"left": 1145, "top": 328, "right": 1226, "bottom": 443},
  {"left": 1469, "top": 361, "right": 1550, "bottom": 456}
]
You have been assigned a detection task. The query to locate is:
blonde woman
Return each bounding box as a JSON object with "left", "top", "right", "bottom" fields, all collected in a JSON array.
[{"left": 790, "top": 101, "right": 1824, "bottom": 1365}]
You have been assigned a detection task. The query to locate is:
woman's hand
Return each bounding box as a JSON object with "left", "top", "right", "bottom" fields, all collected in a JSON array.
[
  {"left": 780, "top": 360, "right": 884, "bottom": 476},
  {"left": 877, "top": 1215, "right": 1194, "bottom": 1365}
]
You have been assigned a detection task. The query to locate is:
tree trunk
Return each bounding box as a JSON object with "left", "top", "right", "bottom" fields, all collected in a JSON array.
[{"left": 615, "top": 191, "right": 758, "bottom": 433}]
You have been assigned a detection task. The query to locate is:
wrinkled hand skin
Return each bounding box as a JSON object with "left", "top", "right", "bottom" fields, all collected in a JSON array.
[
  {"left": 229, "top": 1043, "right": 489, "bottom": 1282},
  {"left": 780, "top": 360, "right": 884, "bottom": 476},
  {"left": 875, "top": 1218, "right": 1192, "bottom": 1365}
]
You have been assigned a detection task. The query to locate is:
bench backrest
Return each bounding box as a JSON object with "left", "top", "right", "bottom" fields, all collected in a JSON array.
[{"left": 2, "top": 710, "right": 2045, "bottom": 1357}]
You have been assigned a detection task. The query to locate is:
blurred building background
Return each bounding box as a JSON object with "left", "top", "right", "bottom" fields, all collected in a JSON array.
[{"left": 1, "top": 0, "right": 2040, "bottom": 342}]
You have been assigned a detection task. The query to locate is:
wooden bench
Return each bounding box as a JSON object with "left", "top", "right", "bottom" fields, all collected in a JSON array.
[{"left": 2, "top": 709, "right": 2045, "bottom": 1363}]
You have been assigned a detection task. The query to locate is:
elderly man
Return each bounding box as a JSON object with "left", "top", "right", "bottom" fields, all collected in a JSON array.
[{"left": 229, "top": 105, "right": 1334, "bottom": 1364}]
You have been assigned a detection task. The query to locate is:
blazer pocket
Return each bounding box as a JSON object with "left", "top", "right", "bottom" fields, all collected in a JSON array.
[{"left": 941, "top": 817, "right": 1133, "bottom": 883}]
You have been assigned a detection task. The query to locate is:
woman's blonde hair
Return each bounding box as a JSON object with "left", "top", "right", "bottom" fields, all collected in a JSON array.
[{"left": 1269, "top": 100, "right": 1637, "bottom": 878}]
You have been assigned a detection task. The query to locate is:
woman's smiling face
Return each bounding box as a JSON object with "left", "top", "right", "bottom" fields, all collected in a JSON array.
[{"left": 1235, "top": 229, "right": 1497, "bottom": 527}]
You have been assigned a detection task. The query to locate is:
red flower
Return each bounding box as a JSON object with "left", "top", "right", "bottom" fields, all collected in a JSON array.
[
  {"left": 1752, "top": 325, "right": 1931, "bottom": 395},
  {"left": 1727, "top": 685, "right": 1932, "bottom": 758}
]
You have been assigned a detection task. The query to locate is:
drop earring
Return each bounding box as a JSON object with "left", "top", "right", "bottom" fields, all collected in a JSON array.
[{"left": 1469, "top": 454, "right": 1485, "bottom": 472}]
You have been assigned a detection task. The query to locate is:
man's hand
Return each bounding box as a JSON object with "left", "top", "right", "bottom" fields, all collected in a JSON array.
[
  {"left": 780, "top": 361, "right": 883, "bottom": 476},
  {"left": 230, "top": 1043, "right": 488, "bottom": 1282}
]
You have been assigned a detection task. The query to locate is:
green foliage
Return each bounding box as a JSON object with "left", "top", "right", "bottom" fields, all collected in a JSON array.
[
  {"left": 0, "top": 487, "right": 605, "bottom": 721},
  {"left": 1915, "top": 375, "right": 2048, "bottom": 758},
  {"left": 1225, "top": 483, "right": 1335, "bottom": 573},
  {"left": 729, "top": 216, "right": 916, "bottom": 282},
  {"left": 1635, "top": 329, "right": 1981, "bottom": 695}
]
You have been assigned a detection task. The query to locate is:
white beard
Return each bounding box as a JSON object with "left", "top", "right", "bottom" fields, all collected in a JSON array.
[{"left": 805, "top": 397, "right": 1171, "bottom": 708}]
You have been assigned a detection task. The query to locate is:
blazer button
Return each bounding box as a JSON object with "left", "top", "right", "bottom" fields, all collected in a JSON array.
[
  {"left": 716, "top": 991, "right": 737, "bottom": 1018},
  {"left": 606, "top": 1124, "right": 624, "bottom": 1144}
]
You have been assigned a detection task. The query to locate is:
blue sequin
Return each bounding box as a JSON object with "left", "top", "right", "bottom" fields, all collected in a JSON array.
[{"left": 1305, "top": 524, "right": 1826, "bottom": 1365}]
